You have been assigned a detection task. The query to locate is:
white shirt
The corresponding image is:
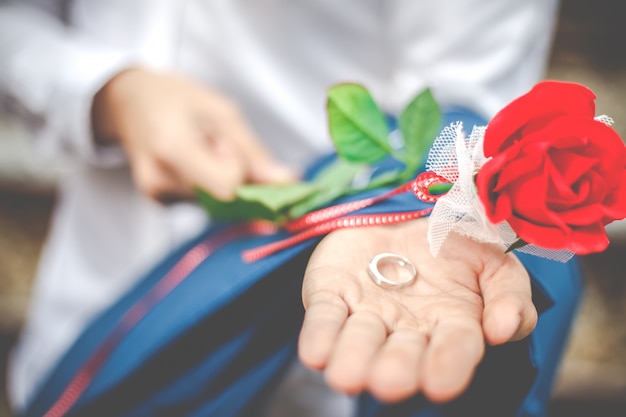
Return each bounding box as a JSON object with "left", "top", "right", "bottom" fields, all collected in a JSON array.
[{"left": 0, "top": 0, "right": 559, "bottom": 413}]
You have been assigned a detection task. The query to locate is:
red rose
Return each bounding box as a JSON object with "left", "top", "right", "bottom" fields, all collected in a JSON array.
[{"left": 476, "top": 81, "right": 626, "bottom": 254}]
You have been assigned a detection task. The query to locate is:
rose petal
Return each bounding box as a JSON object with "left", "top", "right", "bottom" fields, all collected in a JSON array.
[
  {"left": 549, "top": 149, "right": 598, "bottom": 187},
  {"left": 476, "top": 159, "right": 518, "bottom": 223},
  {"left": 506, "top": 174, "right": 570, "bottom": 231},
  {"left": 544, "top": 132, "right": 589, "bottom": 149},
  {"left": 508, "top": 216, "right": 609, "bottom": 254},
  {"left": 484, "top": 81, "right": 597, "bottom": 156},
  {"left": 494, "top": 152, "right": 543, "bottom": 191},
  {"left": 489, "top": 118, "right": 599, "bottom": 193},
  {"left": 515, "top": 116, "right": 625, "bottom": 188},
  {"left": 558, "top": 203, "right": 608, "bottom": 225},
  {"left": 544, "top": 157, "right": 579, "bottom": 202},
  {"left": 577, "top": 171, "right": 607, "bottom": 204},
  {"left": 492, "top": 191, "right": 513, "bottom": 223},
  {"left": 577, "top": 123, "right": 626, "bottom": 188},
  {"left": 541, "top": 117, "right": 626, "bottom": 187},
  {"left": 476, "top": 157, "right": 500, "bottom": 191},
  {"left": 543, "top": 154, "right": 604, "bottom": 209},
  {"left": 602, "top": 171, "right": 626, "bottom": 223},
  {"left": 547, "top": 176, "right": 595, "bottom": 210}
]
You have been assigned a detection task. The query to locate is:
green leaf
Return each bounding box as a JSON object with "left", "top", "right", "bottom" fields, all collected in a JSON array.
[
  {"left": 398, "top": 88, "right": 441, "bottom": 169},
  {"left": 288, "top": 159, "right": 365, "bottom": 218},
  {"left": 236, "top": 183, "right": 318, "bottom": 212},
  {"left": 327, "top": 83, "right": 391, "bottom": 164},
  {"left": 196, "top": 188, "right": 278, "bottom": 222},
  {"left": 358, "top": 169, "right": 404, "bottom": 191},
  {"left": 196, "top": 85, "right": 446, "bottom": 224},
  {"left": 288, "top": 163, "right": 406, "bottom": 219},
  {"left": 195, "top": 182, "right": 318, "bottom": 222}
]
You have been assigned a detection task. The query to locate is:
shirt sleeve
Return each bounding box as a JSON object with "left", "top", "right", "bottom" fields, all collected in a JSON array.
[{"left": 0, "top": 1, "right": 136, "bottom": 166}]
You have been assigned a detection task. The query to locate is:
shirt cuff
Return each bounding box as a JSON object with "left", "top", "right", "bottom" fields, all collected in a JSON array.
[{"left": 46, "top": 39, "right": 137, "bottom": 167}]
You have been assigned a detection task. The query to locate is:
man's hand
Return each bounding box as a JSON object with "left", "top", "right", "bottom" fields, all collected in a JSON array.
[
  {"left": 92, "top": 68, "right": 295, "bottom": 202},
  {"left": 298, "top": 218, "right": 537, "bottom": 404}
]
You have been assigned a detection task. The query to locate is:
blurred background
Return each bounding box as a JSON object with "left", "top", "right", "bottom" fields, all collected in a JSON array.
[{"left": 1, "top": 1, "right": 625, "bottom": 416}]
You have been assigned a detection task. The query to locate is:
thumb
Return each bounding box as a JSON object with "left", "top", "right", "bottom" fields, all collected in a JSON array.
[
  {"left": 248, "top": 156, "right": 299, "bottom": 184},
  {"left": 224, "top": 122, "right": 299, "bottom": 184},
  {"left": 170, "top": 132, "right": 247, "bottom": 201},
  {"left": 480, "top": 256, "right": 537, "bottom": 345}
]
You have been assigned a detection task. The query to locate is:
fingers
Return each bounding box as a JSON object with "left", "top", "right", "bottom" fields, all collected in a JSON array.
[
  {"left": 169, "top": 127, "right": 246, "bottom": 200},
  {"left": 106, "top": 68, "right": 296, "bottom": 203},
  {"left": 222, "top": 119, "right": 297, "bottom": 184},
  {"left": 298, "top": 290, "right": 349, "bottom": 370},
  {"left": 299, "top": 293, "right": 427, "bottom": 402},
  {"left": 421, "top": 319, "right": 484, "bottom": 403},
  {"left": 480, "top": 255, "right": 537, "bottom": 345},
  {"left": 482, "top": 292, "right": 537, "bottom": 345},
  {"left": 131, "top": 154, "right": 190, "bottom": 203},
  {"left": 168, "top": 107, "right": 296, "bottom": 200},
  {"left": 145, "top": 119, "right": 293, "bottom": 202},
  {"left": 128, "top": 125, "right": 246, "bottom": 202},
  {"left": 297, "top": 227, "right": 535, "bottom": 405},
  {"left": 367, "top": 324, "right": 428, "bottom": 402},
  {"left": 323, "top": 310, "right": 387, "bottom": 394},
  {"left": 198, "top": 97, "right": 297, "bottom": 186},
  {"left": 300, "top": 306, "right": 484, "bottom": 405}
]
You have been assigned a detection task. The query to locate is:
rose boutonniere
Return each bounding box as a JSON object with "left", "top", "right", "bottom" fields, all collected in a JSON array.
[
  {"left": 195, "top": 80, "right": 625, "bottom": 262},
  {"left": 426, "top": 81, "right": 626, "bottom": 260}
]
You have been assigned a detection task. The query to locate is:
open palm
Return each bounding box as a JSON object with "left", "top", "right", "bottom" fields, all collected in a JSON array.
[{"left": 298, "top": 218, "right": 537, "bottom": 404}]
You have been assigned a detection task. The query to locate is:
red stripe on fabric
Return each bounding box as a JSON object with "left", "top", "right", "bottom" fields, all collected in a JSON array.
[
  {"left": 43, "top": 174, "right": 446, "bottom": 416},
  {"left": 42, "top": 224, "right": 263, "bottom": 417}
]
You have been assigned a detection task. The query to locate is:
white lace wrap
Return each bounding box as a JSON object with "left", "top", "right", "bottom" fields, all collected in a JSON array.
[{"left": 425, "top": 122, "right": 574, "bottom": 262}]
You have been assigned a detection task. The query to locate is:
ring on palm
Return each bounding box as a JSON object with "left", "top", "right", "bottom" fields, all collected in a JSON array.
[{"left": 368, "top": 253, "right": 417, "bottom": 289}]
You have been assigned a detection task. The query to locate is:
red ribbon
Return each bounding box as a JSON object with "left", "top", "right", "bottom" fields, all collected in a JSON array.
[{"left": 242, "top": 171, "right": 449, "bottom": 262}]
